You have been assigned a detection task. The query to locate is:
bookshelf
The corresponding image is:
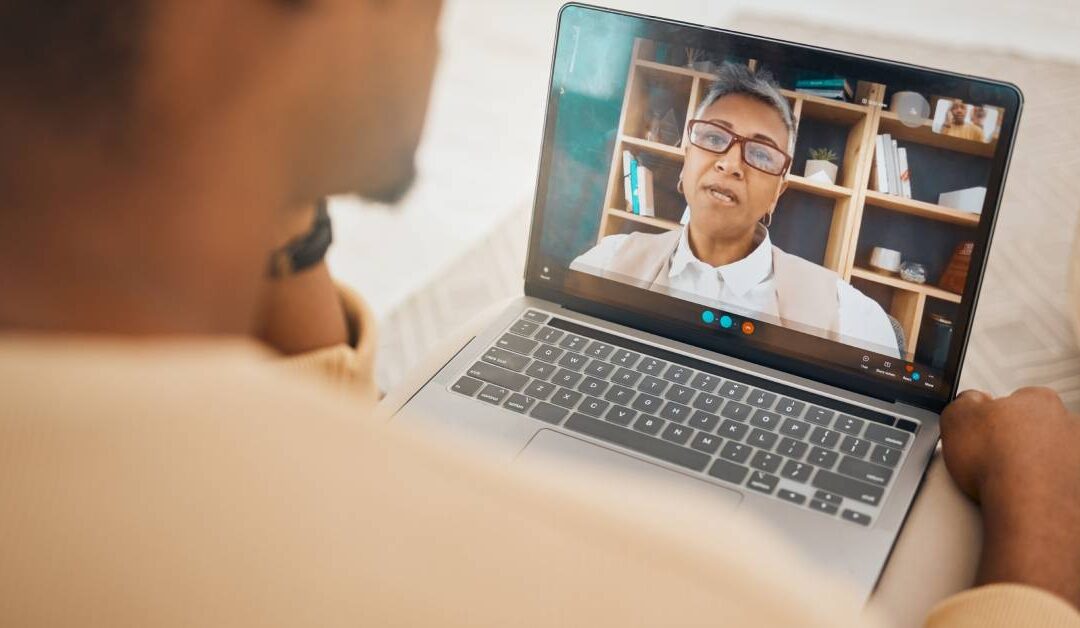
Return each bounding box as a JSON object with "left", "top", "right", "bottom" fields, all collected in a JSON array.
[{"left": 597, "top": 38, "right": 994, "bottom": 362}]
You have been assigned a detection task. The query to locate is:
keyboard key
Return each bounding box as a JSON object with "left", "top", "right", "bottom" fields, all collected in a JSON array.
[
  {"left": 533, "top": 344, "right": 564, "bottom": 363},
  {"left": 779, "top": 418, "right": 810, "bottom": 439},
  {"left": 777, "top": 489, "right": 807, "bottom": 505},
  {"left": 530, "top": 402, "right": 568, "bottom": 425},
  {"left": 718, "top": 381, "right": 749, "bottom": 400},
  {"left": 720, "top": 400, "right": 752, "bottom": 422},
  {"left": 809, "top": 499, "right": 839, "bottom": 515},
  {"left": 804, "top": 407, "right": 835, "bottom": 426},
  {"left": 690, "top": 372, "right": 722, "bottom": 392},
  {"left": 814, "top": 490, "right": 842, "bottom": 505},
  {"left": 688, "top": 411, "right": 720, "bottom": 432},
  {"left": 551, "top": 388, "right": 582, "bottom": 409},
  {"left": 746, "top": 471, "right": 779, "bottom": 494},
  {"left": 525, "top": 361, "right": 557, "bottom": 380},
  {"left": 812, "top": 469, "right": 885, "bottom": 506},
  {"left": 777, "top": 437, "right": 808, "bottom": 459},
  {"left": 564, "top": 414, "right": 709, "bottom": 472},
  {"left": 605, "top": 405, "right": 637, "bottom": 426},
  {"left": 504, "top": 394, "right": 534, "bottom": 413},
  {"left": 482, "top": 347, "right": 531, "bottom": 372},
  {"left": 810, "top": 427, "right": 841, "bottom": 448},
  {"left": 524, "top": 380, "right": 556, "bottom": 400},
  {"left": 612, "top": 367, "right": 642, "bottom": 387},
  {"left": 840, "top": 436, "right": 871, "bottom": 458},
  {"left": 534, "top": 327, "right": 563, "bottom": 344},
  {"left": 584, "top": 341, "right": 616, "bottom": 360},
  {"left": 558, "top": 334, "right": 589, "bottom": 352},
  {"left": 478, "top": 384, "right": 509, "bottom": 405},
  {"left": 747, "top": 389, "right": 777, "bottom": 409},
  {"left": 467, "top": 362, "right": 529, "bottom": 392},
  {"left": 661, "top": 423, "right": 694, "bottom": 445},
  {"left": 690, "top": 432, "right": 722, "bottom": 454},
  {"left": 583, "top": 360, "right": 616, "bottom": 379},
  {"left": 578, "top": 396, "right": 610, "bottom": 418},
  {"left": 895, "top": 418, "right": 919, "bottom": 433},
  {"left": 603, "top": 385, "right": 635, "bottom": 406},
  {"left": 750, "top": 450, "right": 782, "bottom": 473},
  {"left": 452, "top": 376, "right": 484, "bottom": 397},
  {"left": 557, "top": 352, "right": 588, "bottom": 371},
  {"left": 663, "top": 384, "right": 695, "bottom": 405},
  {"left": 636, "top": 357, "right": 667, "bottom": 376},
  {"left": 631, "top": 394, "right": 662, "bottom": 414},
  {"left": 633, "top": 415, "right": 665, "bottom": 436},
  {"left": 636, "top": 376, "right": 668, "bottom": 396},
  {"left": 749, "top": 410, "right": 781, "bottom": 430},
  {"left": 510, "top": 319, "right": 540, "bottom": 337},
  {"left": 837, "top": 456, "right": 893, "bottom": 486},
  {"left": 551, "top": 369, "right": 582, "bottom": 388},
  {"left": 776, "top": 398, "right": 805, "bottom": 417},
  {"left": 708, "top": 459, "right": 750, "bottom": 484},
  {"left": 807, "top": 447, "right": 839, "bottom": 469},
  {"left": 842, "top": 510, "right": 873, "bottom": 526},
  {"left": 692, "top": 392, "right": 723, "bottom": 413},
  {"left": 522, "top": 310, "right": 548, "bottom": 323},
  {"left": 659, "top": 402, "right": 691, "bottom": 423},
  {"left": 865, "top": 423, "right": 912, "bottom": 449},
  {"left": 833, "top": 415, "right": 865, "bottom": 436},
  {"left": 870, "top": 444, "right": 902, "bottom": 468},
  {"left": 747, "top": 428, "right": 778, "bottom": 450},
  {"left": 720, "top": 441, "right": 752, "bottom": 464},
  {"left": 662, "top": 365, "right": 694, "bottom": 385},
  {"left": 577, "top": 377, "right": 609, "bottom": 397},
  {"left": 781, "top": 460, "right": 813, "bottom": 483},
  {"left": 496, "top": 333, "right": 539, "bottom": 356},
  {"left": 611, "top": 349, "right": 641, "bottom": 368},
  {"left": 719, "top": 419, "right": 749, "bottom": 441}
]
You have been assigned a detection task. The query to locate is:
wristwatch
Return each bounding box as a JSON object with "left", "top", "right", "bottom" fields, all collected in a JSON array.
[{"left": 267, "top": 199, "right": 333, "bottom": 278}]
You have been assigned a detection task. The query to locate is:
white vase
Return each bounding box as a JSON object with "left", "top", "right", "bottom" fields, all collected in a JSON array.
[{"left": 804, "top": 160, "right": 838, "bottom": 184}]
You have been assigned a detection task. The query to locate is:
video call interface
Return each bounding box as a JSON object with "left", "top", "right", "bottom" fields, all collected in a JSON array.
[{"left": 532, "top": 7, "right": 1018, "bottom": 401}]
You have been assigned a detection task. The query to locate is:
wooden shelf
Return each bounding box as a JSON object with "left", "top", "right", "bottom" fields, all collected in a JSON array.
[
  {"left": 786, "top": 174, "right": 853, "bottom": 199},
  {"left": 635, "top": 59, "right": 714, "bottom": 80},
  {"left": 850, "top": 267, "right": 962, "bottom": 303},
  {"left": 604, "top": 208, "right": 681, "bottom": 231},
  {"left": 620, "top": 135, "right": 684, "bottom": 160},
  {"left": 864, "top": 190, "right": 980, "bottom": 226},
  {"left": 784, "top": 89, "right": 870, "bottom": 125},
  {"left": 878, "top": 111, "right": 996, "bottom": 158}
]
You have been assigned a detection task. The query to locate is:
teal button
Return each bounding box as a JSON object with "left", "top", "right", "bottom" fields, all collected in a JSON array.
[
  {"left": 702, "top": 310, "right": 716, "bottom": 324},
  {"left": 912, "top": 372, "right": 921, "bottom": 382},
  {"left": 719, "top": 315, "right": 734, "bottom": 329}
]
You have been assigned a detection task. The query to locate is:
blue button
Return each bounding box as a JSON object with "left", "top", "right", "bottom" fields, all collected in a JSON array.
[
  {"left": 719, "top": 315, "right": 734, "bottom": 329},
  {"left": 701, "top": 310, "right": 716, "bottom": 324},
  {"left": 912, "top": 372, "right": 921, "bottom": 382}
]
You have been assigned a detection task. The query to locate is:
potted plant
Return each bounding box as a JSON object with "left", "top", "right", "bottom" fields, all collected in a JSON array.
[{"left": 804, "top": 148, "right": 839, "bottom": 184}]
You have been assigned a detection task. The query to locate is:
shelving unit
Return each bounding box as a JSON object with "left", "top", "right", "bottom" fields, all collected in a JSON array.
[{"left": 597, "top": 38, "right": 994, "bottom": 361}]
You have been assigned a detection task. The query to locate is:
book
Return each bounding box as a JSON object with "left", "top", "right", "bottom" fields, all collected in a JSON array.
[
  {"left": 637, "top": 165, "right": 655, "bottom": 217},
  {"left": 873, "top": 135, "right": 889, "bottom": 193},
  {"left": 628, "top": 153, "right": 641, "bottom": 215},
  {"left": 795, "top": 81, "right": 853, "bottom": 100},
  {"left": 795, "top": 78, "right": 851, "bottom": 90},
  {"left": 882, "top": 134, "right": 899, "bottom": 195},
  {"left": 795, "top": 88, "right": 850, "bottom": 102},
  {"left": 621, "top": 151, "right": 634, "bottom": 212},
  {"left": 890, "top": 139, "right": 902, "bottom": 198},
  {"left": 897, "top": 147, "right": 913, "bottom": 199}
]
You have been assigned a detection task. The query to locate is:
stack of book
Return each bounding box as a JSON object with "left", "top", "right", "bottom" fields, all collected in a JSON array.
[
  {"left": 794, "top": 78, "right": 853, "bottom": 102},
  {"left": 622, "top": 150, "right": 656, "bottom": 217},
  {"left": 871, "top": 134, "right": 913, "bottom": 199}
]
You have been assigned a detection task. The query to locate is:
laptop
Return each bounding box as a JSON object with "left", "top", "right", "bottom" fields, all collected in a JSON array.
[{"left": 393, "top": 3, "right": 1022, "bottom": 599}]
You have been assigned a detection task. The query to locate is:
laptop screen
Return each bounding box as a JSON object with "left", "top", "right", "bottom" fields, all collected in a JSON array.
[{"left": 524, "top": 4, "right": 1022, "bottom": 411}]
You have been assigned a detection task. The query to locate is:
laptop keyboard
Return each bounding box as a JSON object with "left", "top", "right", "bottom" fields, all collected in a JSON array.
[{"left": 449, "top": 310, "right": 919, "bottom": 527}]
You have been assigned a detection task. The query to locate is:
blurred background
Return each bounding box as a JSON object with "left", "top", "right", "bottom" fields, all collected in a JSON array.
[{"left": 323, "top": 0, "right": 1080, "bottom": 401}]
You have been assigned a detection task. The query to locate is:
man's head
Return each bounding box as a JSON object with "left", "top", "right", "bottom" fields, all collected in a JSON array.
[
  {"left": 949, "top": 99, "right": 969, "bottom": 125},
  {"left": 680, "top": 63, "right": 794, "bottom": 247}
]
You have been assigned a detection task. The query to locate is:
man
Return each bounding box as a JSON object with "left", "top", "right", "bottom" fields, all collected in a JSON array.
[
  {"left": 941, "top": 98, "right": 985, "bottom": 141},
  {"left": 573, "top": 64, "right": 900, "bottom": 357},
  {"left": 0, "top": 2, "right": 1077, "bottom": 626}
]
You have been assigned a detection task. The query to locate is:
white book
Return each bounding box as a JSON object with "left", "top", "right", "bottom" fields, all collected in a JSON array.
[
  {"left": 621, "top": 150, "right": 634, "bottom": 211},
  {"left": 890, "top": 139, "right": 902, "bottom": 198},
  {"left": 882, "top": 134, "right": 898, "bottom": 195},
  {"left": 637, "top": 165, "right": 655, "bottom": 217},
  {"left": 873, "top": 135, "right": 889, "bottom": 193},
  {"left": 897, "top": 147, "right": 913, "bottom": 199}
]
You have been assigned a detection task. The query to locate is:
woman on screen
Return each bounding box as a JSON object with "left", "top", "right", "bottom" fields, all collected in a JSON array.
[{"left": 571, "top": 63, "right": 900, "bottom": 357}]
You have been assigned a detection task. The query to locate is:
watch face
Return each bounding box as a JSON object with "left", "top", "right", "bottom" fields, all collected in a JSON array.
[{"left": 267, "top": 200, "right": 333, "bottom": 278}]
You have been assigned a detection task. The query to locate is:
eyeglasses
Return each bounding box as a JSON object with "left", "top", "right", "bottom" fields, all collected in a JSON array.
[{"left": 687, "top": 119, "right": 792, "bottom": 177}]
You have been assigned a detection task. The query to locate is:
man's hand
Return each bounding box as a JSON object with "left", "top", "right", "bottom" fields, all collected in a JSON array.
[{"left": 940, "top": 387, "right": 1080, "bottom": 607}]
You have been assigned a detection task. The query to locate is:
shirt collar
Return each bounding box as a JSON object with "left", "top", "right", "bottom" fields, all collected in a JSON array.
[{"left": 669, "top": 224, "right": 773, "bottom": 297}]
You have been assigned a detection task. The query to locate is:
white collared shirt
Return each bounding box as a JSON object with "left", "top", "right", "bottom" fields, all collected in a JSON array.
[{"left": 572, "top": 227, "right": 901, "bottom": 357}]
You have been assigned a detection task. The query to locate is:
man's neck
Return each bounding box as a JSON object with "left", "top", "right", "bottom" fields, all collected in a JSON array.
[{"left": 686, "top": 224, "right": 761, "bottom": 268}]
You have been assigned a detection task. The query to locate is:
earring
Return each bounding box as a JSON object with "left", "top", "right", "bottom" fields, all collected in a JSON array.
[
  {"left": 761, "top": 212, "right": 773, "bottom": 228},
  {"left": 677, "top": 179, "right": 684, "bottom": 195}
]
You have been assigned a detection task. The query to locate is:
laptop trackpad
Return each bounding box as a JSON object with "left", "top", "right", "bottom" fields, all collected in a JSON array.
[{"left": 516, "top": 429, "right": 742, "bottom": 511}]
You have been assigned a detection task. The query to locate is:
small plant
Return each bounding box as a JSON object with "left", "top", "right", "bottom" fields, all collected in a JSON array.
[{"left": 809, "top": 147, "right": 839, "bottom": 162}]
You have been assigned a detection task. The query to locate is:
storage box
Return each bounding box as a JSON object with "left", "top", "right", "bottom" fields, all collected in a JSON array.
[{"left": 938, "top": 186, "right": 986, "bottom": 213}]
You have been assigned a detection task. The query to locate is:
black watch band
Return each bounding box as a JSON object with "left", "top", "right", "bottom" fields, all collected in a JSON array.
[{"left": 267, "top": 199, "right": 333, "bottom": 278}]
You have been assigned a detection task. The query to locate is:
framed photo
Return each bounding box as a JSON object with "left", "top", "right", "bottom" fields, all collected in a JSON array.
[{"left": 930, "top": 97, "right": 1001, "bottom": 143}]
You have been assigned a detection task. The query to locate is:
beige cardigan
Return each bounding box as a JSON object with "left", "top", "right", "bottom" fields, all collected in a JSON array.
[{"left": 0, "top": 288, "right": 1075, "bottom": 627}]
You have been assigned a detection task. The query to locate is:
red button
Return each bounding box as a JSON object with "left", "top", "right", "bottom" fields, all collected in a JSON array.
[{"left": 741, "top": 321, "right": 756, "bottom": 335}]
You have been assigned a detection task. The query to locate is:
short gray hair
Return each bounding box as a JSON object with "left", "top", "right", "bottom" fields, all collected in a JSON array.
[{"left": 694, "top": 63, "right": 796, "bottom": 156}]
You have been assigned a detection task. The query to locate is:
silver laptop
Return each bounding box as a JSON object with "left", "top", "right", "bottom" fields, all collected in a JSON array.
[{"left": 393, "top": 3, "right": 1022, "bottom": 599}]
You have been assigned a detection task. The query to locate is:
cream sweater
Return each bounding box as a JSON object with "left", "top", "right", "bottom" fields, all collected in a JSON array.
[{"left": 0, "top": 289, "right": 1075, "bottom": 627}]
